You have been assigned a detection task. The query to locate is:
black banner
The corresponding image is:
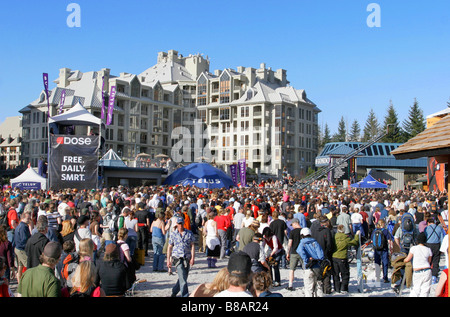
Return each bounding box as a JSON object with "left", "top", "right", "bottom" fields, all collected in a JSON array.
[{"left": 49, "top": 135, "right": 99, "bottom": 190}]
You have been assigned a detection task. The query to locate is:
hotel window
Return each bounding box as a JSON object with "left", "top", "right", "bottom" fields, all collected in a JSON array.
[
  {"left": 222, "top": 122, "right": 231, "bottom": 133},
  {"left": 219, "top": 107, "right": 230, "bottom": 120},
  {"left": 241, "top": 106, "right": 249, "bottom": 117},
  {"left": 198, "top": 96, "right": 207, "bottom": 106},
  {"left": 241, "top": 135, "right": 249, "bottom": 146},
  {"left": 198, "top": 76, "right": 207, "bottom": 96},
  {"left": 222, "top": 136, "right": 230, "bottom": 147},
  {"left": 219, "top": 72, "right": 230, "bottom": 103},
  {"left": 240, "top": 121, "right": 249, "bottom": 132}
]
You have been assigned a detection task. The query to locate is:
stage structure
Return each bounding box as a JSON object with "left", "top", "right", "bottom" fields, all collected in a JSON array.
[{"left": 47, "top": 102, "right": 104, "bottom": 190}]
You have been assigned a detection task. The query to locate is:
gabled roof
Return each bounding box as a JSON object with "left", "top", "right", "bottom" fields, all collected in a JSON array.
[
  {"left": 392, "top": 114, "right": 450, "bottom": 159},
  {"left": 139, "top": 59, "right": 194, "bottom": 85}
]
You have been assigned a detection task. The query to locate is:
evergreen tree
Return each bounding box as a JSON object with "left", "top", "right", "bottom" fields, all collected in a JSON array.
[
  {"left": 402, "top": 98, "right": 426, "bottom": 140},
  {"left": 381, "top": 100, "right": 405, "bottom": 143},
  {"left": 348, "top": 119, "right": 361, "bottom": 142},
  {"left": 332, "top": 116, "right": 347, "bottom": 142},
  {"left": 321, "top": 123, "right": 332, "bottom": 148},
  {"left": 362, "top": 109, "right": 380, "bottom": 142}
]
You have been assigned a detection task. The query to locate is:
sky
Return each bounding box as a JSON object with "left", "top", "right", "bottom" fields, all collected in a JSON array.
[{"left": 0, "top": 0, "right": 449, "bottom": 135}]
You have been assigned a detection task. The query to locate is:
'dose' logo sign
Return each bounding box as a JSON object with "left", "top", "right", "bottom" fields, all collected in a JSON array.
[{"left": 56, "top": 136, "right": 92, "bottom": 146}]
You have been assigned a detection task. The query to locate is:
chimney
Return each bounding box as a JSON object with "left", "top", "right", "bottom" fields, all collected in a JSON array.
[
  {"left": 58, "top": 68, "right": 71, "bottom": 88},
  {"left": 275, "top": 69, "right": 287, "bottom": 86},
  {"left": 98, "top": 68, "right": 111, "bottom": 96},
  {"left": 244, "top": 68, "right": 256, "bottom": 87}
]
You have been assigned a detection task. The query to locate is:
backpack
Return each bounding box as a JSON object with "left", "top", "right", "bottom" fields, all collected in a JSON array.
[
  {"left": 401, "top": 213, "right": 415, "bottom": 250},
  {"left": 387, "top": 219, "right": 396, "bottom": 235},
  {"left": 61, "top": 253, "right": 80, "bottom": 287},
  {"left": 372, "top": 229, "right": 387, "bottom": 251},
  {"left": 0, "top": 209, "right": 7, "bottom": 227},
  {"left": 297, "top": 238, "right": 324, "bottom": 268},
  {"left": 112, "top": 215, "right": 125, "bottom": 233},
  {"left": 318, "top": 258, "right": 332, "bottom": 280},
  {"left": 430, "top": 201, "right": 438, "bottom": 213}
]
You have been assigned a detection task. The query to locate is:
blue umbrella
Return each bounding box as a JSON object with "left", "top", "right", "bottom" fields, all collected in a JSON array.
[{"left": 163, "top": 163, "right": 235, "bottom": 189}]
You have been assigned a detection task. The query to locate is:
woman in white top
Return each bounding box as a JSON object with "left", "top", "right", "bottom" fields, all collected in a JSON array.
[
  {"left": 204, "top": 212, "right": 220, "bottom": 268},
  {"left": 404, "top": 232, "right": 433, "bottom": 297},
  {"left": 242, "top": 209, "right": 255, "bottom": 228},
  {"left": 124, "top": 210, "right": 138, "bottom": 256}
]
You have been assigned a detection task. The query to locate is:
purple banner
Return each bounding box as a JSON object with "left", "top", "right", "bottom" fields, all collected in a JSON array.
[
  {"left": 230, "top": 164, "right": 238, "bottom": 186},
  {"left": 43, "top": 73, "right": 50, "bottom": 117},
  {"left": 238, "top": 159, "right": 246, "bottom": 187},
  {"left": 100, "top": 76, "right": 106, "bottom": 120},
  {"left": 59, "top": 89, "right": 66, "bottom": 114},
  {"left": 106, "top": 86, "right": 116, "bottom": 126}
]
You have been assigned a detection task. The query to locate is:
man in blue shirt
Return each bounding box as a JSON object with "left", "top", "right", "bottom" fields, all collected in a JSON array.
[
  {"left": 293, "top": 205, "right": 308, "bottom": 229},
  {"left": 14, "top": 211, "right": 32, "bottom": 281},
  {"left": 424, "top": 217, "right": 445, "bottom": 284},
  {"left": 167, "top": 215, "right": 196, "bottom": 297}
]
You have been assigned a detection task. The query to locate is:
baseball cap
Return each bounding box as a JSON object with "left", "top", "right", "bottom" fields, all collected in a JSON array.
[
  {"left": 300, "top": 228, "right": 311, "bottom": 236},
  {"left": 227, "top": 251, "right": 252, "bottom": 277}
]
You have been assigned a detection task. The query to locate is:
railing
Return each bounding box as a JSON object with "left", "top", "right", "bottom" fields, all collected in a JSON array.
[{"left": 295, "top": 125, "right": 393, "bottom": 190}]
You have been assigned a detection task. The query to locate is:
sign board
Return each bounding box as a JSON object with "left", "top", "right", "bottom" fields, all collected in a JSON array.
[{"left": 49, "top": 135, "right": 99, "bottom": 190}]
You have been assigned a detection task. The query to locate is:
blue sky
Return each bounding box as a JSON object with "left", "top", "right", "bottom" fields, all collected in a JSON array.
[{"left": 0, "top": 0, "right": 449, "bottom": 135}]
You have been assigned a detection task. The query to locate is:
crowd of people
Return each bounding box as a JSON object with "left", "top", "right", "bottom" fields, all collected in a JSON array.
[{"left": 0, "top": 181, "right": 448, "bottom": 297}]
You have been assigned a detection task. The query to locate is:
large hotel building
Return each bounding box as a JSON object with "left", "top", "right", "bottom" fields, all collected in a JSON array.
[{"left": 19, "top": 50, "right": 320, "bottom": 178}]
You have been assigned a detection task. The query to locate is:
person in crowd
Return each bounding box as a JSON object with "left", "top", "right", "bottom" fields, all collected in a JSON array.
[
  {"left": 25, "top": 215, "right": 49, "bottom": 269},
  {"left": 167, "top": 215, "right": 196, "bottom": 297},
  {"left": 404, "top": 232, "right": 433, "bottom": 297},
  {"left": 69, "top": 260, "right": 106, "bottom": 297},
  {"left": 95, "top": 243, "right": 128, "bottom": 297},
  {"left": 17, "top": 241, "right": 62, "bottom": 297},
  {"left": 190, "top": 267, "right": 229, "bottom": 297},
  {"left": 150, "top": 210, "right": 166, "bottom": 272},
  {"left": 0, "top": 225, "right": 14, "bottom": 283},
  {"left": 214, "top": 251, "right": 253, "bottom": 297},
  {"left": 252, "top": 271, "right": 283, "bottom": 297},
  {"left": 204, "top": 211, "right": 220, "bottom": 268}
]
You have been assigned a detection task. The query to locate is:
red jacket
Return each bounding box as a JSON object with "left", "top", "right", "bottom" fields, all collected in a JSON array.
[{"left": 214, "top": 215, "right": 231, "bottom": 231}]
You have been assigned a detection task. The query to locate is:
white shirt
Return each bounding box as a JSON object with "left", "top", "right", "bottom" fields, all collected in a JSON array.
[
  {"left": 351, "top": 212, "right": 363, "bottom": 224},
  {"left": 410, "top": 244, "right": 432, "bottom": 269},
  {"left": 214, "top": 289, "right": 253, "bottom": 297},
  {"left": 58, "top": 202, "right": 69, "bottom": 218}
]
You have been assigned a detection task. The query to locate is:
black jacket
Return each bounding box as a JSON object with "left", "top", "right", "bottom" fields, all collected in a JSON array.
[
  {"left": 25, "top": 232, "right": 49, "bottom": 269},
  {"left": 95, "top": 259, "right": 127, "bottom": 296},
  {"left": 311, "top": 224, "right": 334, "bottom": 260}
]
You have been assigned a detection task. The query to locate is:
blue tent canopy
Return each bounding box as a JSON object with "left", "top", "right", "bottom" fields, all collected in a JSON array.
[
  {"left": 351, "top": 174, "right": 388, "bottom": 189},
  {"left": 163, "top": 163, "right": 235, "bottom": 189}
]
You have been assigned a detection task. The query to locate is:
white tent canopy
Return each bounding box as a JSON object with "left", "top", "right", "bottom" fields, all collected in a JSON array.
[
  {"left": 10, "top": 167, "right": 47, "bottom": 190},
  {"left": 48, "top": 102, "right": 104, "bottom": 127}
]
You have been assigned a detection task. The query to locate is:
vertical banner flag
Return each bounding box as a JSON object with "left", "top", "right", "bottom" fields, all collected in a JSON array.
[
  {"left": 230, "top": 164, "right": 238, "bottom": 186},
  {"left": 106, "top": 86, "right": 116, "bottom": 125},
  {"left": 49, "top": 135, "right": 99, "bottom": 190},
  {"left": 238, "top": 159, "right": 246, "bottom": 187},
  {"left": 100, "top": 76, "right": 106, "bottom": 119},
  {"left": 59, "top": 89, "right": 66, "bottom": 114},
  {"left": 43, "top": 73, "right": 50, "bottom": 117}
]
